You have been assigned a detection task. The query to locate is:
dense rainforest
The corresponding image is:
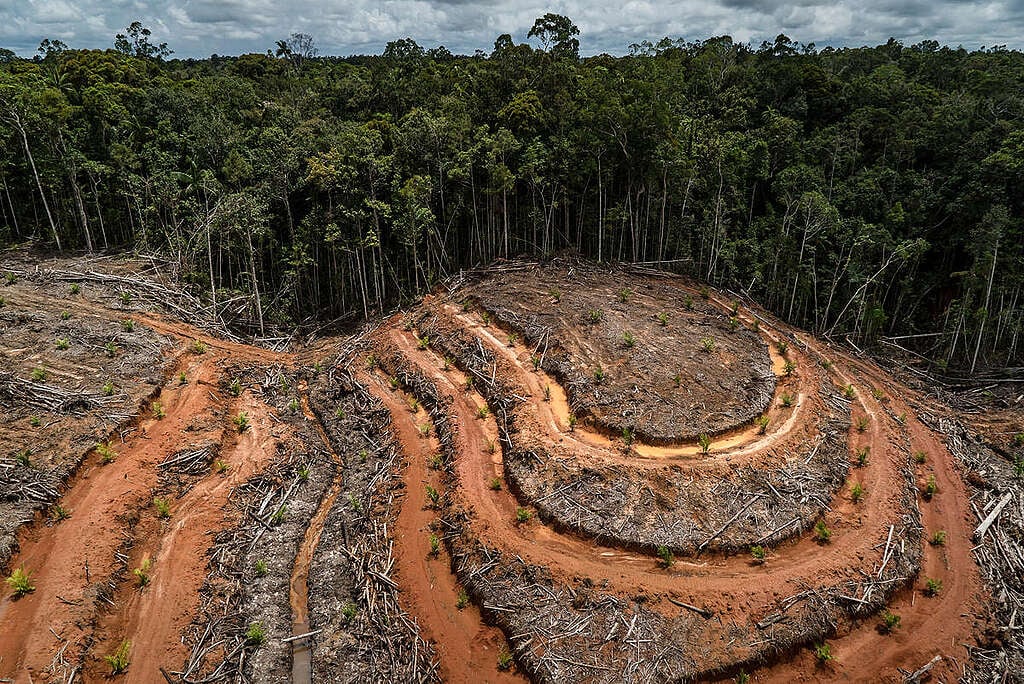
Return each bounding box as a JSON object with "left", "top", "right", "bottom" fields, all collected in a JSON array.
[{"left": 1, "top": 17, "right": 1023, "bottom": 373}]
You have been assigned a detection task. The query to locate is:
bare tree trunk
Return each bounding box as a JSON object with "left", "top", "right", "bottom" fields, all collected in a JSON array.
[{"left": 9, "top": 111, "right": 61, "bottom": 250}]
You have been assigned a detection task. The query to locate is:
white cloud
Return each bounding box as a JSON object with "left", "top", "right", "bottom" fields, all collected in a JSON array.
[{"left": 0, "top": 0, "right": 1021, "bottom": 57}]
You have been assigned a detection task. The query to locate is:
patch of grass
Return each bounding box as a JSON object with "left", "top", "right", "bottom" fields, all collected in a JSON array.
[
  {"left": 96, "top": 442, "right": 118, "bottom": 464},
  {"left": 5, "top": 567, "right": 35, "bottom": 597},
  {"left": 657, "top": 545, "right": 674, "bottom": 568},
  {"left": 245, "top": 622, "right": 266, "bottom": 645},
  {"left": 814, "top": 519, "right": 831, "bottom": 544},
  {"left": 133, "top": 557, "right": 153, "bottom": 588},
  {"left": 879, "top": 609, "right": 901, "bottom": 634},
  {"left": 49, "top": 504, "right": 71, "bottom": 522},
  {"left": 756, "top": 415, "right": 770, "bottom": 434},
  {"left": 750, "top": 545, "right": 766, "bottom": 564},
  {"left": 698, "top": 433, "right": 711, "bottom": 454},
  {"left": 341, "top": 602, "right": 358, "bottom": 623},
  {"left": 924, "top": 578, "right": 942, "bottom": 597},
  {"left": 104, "top": 640, "right": 131, "bottom": 675},
  {"left": 929, "top": 530, "right": 947, "bottom": 546},
  {"left": 272, "top": 505, "right": 288, "bottom": 524},
  {"left": 153, "top": 497, "right": 171, "bottom": 519},
  {"left": 425, "top": 485, "right": 440, "bottom": 507},
  {"left": 233, "top": 412, "right": 250, "bottom": 433},
  {"left": 515, "top": 507, "right": 532, "bottom": 524},
  {"left": 922, "top": 474, "right": 938, "bottom": 500}
]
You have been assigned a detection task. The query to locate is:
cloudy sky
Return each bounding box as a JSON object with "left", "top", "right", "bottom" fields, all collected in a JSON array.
[{"left": 1, "top": 0, "right": 1021, "bottom": 58}]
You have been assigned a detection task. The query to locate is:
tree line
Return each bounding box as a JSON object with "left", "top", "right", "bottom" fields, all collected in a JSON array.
[{"left": 1, "top": 16, "right": 1022, "bottom": 372}]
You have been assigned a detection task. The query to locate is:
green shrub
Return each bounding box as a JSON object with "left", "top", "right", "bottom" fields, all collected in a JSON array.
[
  {"left": 245, "top": 622, "right": 266, "bottom": 645},
  {"left": 254, "top": 560, "right": 268, "bottom": 577},
  {"left": 657, "top": 545, "right": 674, "bottom": 568},
  {"left": 929, "top": 530, "right": 947, "bottom": 546},
  {"left": 700, "top": 337, "right": 715, "bottom": 352},
  {"left": 497, "top": 648, "right": 514, "bottom": 671},
  {"left": 31, "top": 367, "right": 47, "bottom": 382},
  {"left": 814, "top": 642, "right": 833, "bottom": 665},
  {"left": 104, "top": 640, "right": 131, "bottom": 674},
  {"left": 879, "top": 609, "right": 901, "bottom": 634},
  {"left": 756, "top": 415, "right": 769, "bottom": 434},
  {"left": 698, "top": 433, "right": 711, "bottom": 454},
  {"left": 924, "top": 578, "right": 942, "bottom": 597},
  {"left": 55, "top": 337, "right": 70, "bottom": 350},
  {"left": 814, "top": 520, "right": 831, "bottom": 544},
  {"left": 234, "top": 412, "right": 250, "bottom": 432},
  {"left": 153, "top": 497, "right": 171, "bottom": 519},
  {"left": 96, "top": 442, "right": 118, "bottom": 464},
  {"left": 515, "top": 507, "right": 532, "bottom": 524},
  {"left": 5, "top": 567, "right": 35, "bottom": 597},
  {"left": 850, "top": 482, "right": 865, "bottom": 503},
  {"left": 750, "top": 545, "right": 766, "bottom": 564}
]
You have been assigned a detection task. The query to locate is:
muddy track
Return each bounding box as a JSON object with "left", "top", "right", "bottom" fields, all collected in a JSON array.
[
  {"left": 364, "top": 279, "right": 986, "bottom": 681},
  {"left": 0, "top": 261, "right": 993, "bottom": 683}
]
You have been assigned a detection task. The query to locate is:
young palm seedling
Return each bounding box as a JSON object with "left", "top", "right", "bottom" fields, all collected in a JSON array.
[
  {"left": 5, "top": 567, "right": 35, "bottom": 597},
  {"left": 657, "top": 545, "right": 674, "bottom": 569},
  {"left": 104, "top": 640, "right": 131, "bottom": 674}
]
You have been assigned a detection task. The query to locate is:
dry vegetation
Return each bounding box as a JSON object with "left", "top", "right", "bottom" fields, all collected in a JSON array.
[{"left": 0, "top": 254, "right": 1019, "bottom": 683}]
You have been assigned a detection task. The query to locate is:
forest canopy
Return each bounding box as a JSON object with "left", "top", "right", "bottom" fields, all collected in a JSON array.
[{"left": 1, "top": 18, "right": 1022, "bottom": 373}]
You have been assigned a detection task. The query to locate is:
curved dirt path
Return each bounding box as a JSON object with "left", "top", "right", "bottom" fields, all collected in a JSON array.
[{"left": 378, "top": 289, "right": 985, "bottom": 681}]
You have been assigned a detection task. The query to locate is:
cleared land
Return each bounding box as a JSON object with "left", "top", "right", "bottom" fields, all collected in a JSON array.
[{"left": 0, "top": 255, "right": 1018, "bottom": 683}]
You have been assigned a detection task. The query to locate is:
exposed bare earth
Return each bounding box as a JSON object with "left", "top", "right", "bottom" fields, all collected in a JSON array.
[{"left": 0, "top": 255, "right": 1013, "bottom": 683}]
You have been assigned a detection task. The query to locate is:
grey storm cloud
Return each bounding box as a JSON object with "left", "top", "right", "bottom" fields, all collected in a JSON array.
[{"left": 1, "top": 0, "right": 1022, "bottom": 57}]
